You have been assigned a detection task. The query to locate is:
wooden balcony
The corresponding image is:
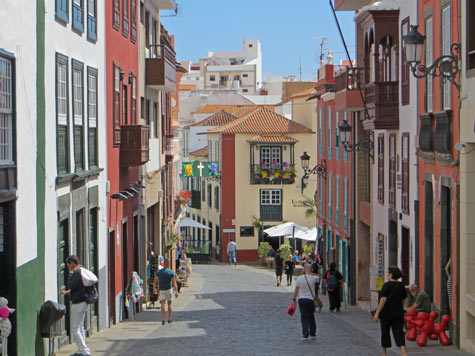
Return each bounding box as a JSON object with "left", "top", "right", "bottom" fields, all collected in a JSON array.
[
  {"left": 165, "top": 135, "right": 174, "bottom": 163},
  {"left": 364, "top": 81, "right": 399, "bottom": 130},
  {"left": 145, "top": 43, "right": 176, "bottom": 92},
  {"left": 120, "top": 125, "right": 150, "bottom": 167},
  {"left": 335, "top": 67, "right": 364, "bottom": 111}
]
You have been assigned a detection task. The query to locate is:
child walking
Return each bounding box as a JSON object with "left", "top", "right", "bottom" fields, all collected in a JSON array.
[{"left": 285, "top": 255, "right": 295, "bottom": 286}]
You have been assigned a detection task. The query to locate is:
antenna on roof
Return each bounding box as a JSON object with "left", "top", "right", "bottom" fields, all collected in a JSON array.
[
  {"left": 317, "top": 37, "right": 328, "bottom": 64},
  {"left": 299, "top": 57, "right": 302, "bottom": 81}
]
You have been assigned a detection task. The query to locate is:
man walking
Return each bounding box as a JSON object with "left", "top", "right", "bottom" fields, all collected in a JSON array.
[
  {"left": 227, "top": 238, "right": 238, "bottom": 266},
  {"left": 61, "top": 255, "right": 91, "bottom": 356},
  {"left": 153, "top": 259, "right": 179, "bottom": 325},
  {"left": 292, "top": 264, "right": 321, "bottom": 339}
]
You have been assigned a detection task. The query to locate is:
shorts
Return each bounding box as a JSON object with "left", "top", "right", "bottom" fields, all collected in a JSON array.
[{"left": 158, "top": 289, "right": 174, "bottom": 302}]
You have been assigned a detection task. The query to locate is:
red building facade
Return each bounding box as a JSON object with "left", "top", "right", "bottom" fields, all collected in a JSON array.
[
  {"left": 106, "top": 0, "right": 147, "bottom": 323},
  {"left": 417, "top": 0, "right": 460, "bottom": 338},
  {"left": 315, "top": 62, "right": 355, "bottom": 296}
]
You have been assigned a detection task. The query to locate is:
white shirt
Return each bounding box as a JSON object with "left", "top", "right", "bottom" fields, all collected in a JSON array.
[
  {"left": 227, "top": 241, "right": 237, "bottom": 253},
  {"left": 295, "top": 274, "right": 321, "bottom": 300}
]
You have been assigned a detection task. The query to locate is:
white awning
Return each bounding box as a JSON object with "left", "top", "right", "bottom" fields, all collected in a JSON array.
[
  {"left": 292, "top": 227, "right": 318, "bottom": 241},
  {"left": 177, "top": 217, "right": 211, "bottom": 230},
  {"left": 263, "top": 222, "right": 309, "bottom": 237}
]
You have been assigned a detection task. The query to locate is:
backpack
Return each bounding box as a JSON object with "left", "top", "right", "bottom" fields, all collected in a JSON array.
[
  {"left": 326, "top": 271, "right": 339, "bottom": 291},
  {"left": 84, "top": 285, "right": 98, "bottom": 304},
  {"left": 80, "top": 267, "right": 99, "bottom": 304}
]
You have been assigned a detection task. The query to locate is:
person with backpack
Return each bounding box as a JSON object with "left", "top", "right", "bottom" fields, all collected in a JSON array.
[
  {"left": 61, "top": 255, "right": 92, "bottom": 356},
  {"left": 324, "top": 262, "right": 344, "bottom": 312},
  {"left": 285, "top": 255, "right": 295, "bottom": 286}
]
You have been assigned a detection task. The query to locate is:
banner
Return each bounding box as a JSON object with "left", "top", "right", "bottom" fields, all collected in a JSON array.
[{"left": 182, "top": 161, "right": 219, "bottom": 177}]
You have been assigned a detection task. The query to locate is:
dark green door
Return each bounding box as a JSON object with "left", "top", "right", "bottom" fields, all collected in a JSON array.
[
  {"left": 88, "top": 208, "right": 98, "bottom": 333},
  {"left": 58, "top": 218, "right": 70, "bottom": 345}
]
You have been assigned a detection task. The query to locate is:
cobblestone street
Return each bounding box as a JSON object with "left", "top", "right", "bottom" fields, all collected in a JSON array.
[{"left": 57, "top": 264, "right": 470, "bottom": 356}]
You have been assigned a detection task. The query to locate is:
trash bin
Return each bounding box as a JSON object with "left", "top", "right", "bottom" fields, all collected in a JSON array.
[
  {"left": 39, "top": 301, "right": 66, "bottom": 338},
  {"left": 39, "top": 300, "right": 66, "bottom": 356}
]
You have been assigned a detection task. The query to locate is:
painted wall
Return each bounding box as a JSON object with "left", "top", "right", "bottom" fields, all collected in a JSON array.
[
  {"left": 417, "top": 0, "right": 460, "bottom": 336},
  {"left": 1, "top": 1, "right": 45, "bottom": 354},
  {"left": 106, "top": 0, "right": 140, "bottom": 323},
  {"left": 233, "top": 133, "right": 317, "bottom": 260}
]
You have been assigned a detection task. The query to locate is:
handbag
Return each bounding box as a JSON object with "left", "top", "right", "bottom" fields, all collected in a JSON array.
[{"left": 304, "top": 274, "right": 323, "bottom": 309}]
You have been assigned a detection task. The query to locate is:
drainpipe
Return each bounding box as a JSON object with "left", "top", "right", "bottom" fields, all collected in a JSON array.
[{"left": 350, "top": 112, "right": 357, "bottom": 305}]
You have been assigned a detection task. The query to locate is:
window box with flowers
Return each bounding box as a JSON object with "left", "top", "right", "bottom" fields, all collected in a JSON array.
[{"left": 251, "top": 161, "right": 295, "bottom": 185}]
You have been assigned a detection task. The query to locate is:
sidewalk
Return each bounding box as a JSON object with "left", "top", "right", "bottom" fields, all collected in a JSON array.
[
  {"left": 55, "top": 263, "right": 471, "bottom": 356},
  {"left": 55, "top": 271, "right": 205, "bottom": 356},
  {"left": 241, "top": 263, "right": 471, "bottom": 356}
]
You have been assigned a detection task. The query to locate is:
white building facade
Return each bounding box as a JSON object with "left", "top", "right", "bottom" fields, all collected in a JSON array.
[{"left": 44, "top": 0, "right": 109, "bottom": 345}]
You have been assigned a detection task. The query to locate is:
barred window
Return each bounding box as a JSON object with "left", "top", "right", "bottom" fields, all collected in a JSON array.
[{"left": 260, "top": 190, "right": 281, "bottom": 205}]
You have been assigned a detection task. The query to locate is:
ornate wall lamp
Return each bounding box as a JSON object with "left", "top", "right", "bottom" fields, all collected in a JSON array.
[
  {"left": 299, "top": 151, "right": 326, "bottom": 194},
  {"left": 402, "top": 24, "right": 460, "bottom": 91},
  {"left": 338, "top": 118, "right": 374, "bottom": 163}
]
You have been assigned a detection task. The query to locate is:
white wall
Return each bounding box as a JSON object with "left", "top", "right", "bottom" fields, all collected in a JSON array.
[
  {"left": 397, "top": 0, "right": 418, "bottom": 284},
  {"left": 44, "top": 1, "right": 108, "bottom": 329},
  {"left": 1, "top": 1, "right": 38, "bottom": 267}
]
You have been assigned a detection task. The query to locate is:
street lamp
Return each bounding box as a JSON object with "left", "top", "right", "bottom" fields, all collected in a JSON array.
[
  {"left": 402, "top": 24, "right": 460, "bottom": 91},
  {"left": 299, "top": 152, "right": 327, "bottom": 194},
  {"left": 338, "top": 118, "right": 374, "bottom": 162}
]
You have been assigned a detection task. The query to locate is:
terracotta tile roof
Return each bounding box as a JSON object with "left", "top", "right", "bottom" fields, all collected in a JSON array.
[
  {"left": 188, "top": 146, "right": 208, "bottom": 157},
  {"left": 247, "top": 135, "right": 298, "bottom": 143},
  {"left": 289, "top": 87, "right": 317, "bottom": 99},
  {"left": 206, "top": 107, "right": 312, "bottom": 134},
  {"left": 193, "top": 104, "right": 274, "bottom": 117},
  {"left": 191, "top": 110, "right": 237, "bottom": 127}
]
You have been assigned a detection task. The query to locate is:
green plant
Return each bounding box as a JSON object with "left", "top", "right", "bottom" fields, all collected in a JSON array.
[
  {"left": 278, "top": 243, "right": 292, "bottom": 261},
  {"left": 251, "top": 215, "right": 263, "bottom": 230},
  {"left": 201, "top": 242, "right": 208, "bottom": 254},
  {"left": 166, "top": 233, "right": 179, "bottom": 249},
  {"left": 258, "top": 242, "right": 270, "bottom": 259},
  {"left": 302, "top": 195, "right": 317, "bottom": 218},
  {"left": 187, "top": 246, "right": 195, "bottom": 254}
]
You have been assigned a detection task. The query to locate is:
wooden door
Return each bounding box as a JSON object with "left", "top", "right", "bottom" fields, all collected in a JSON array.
[
  {"left": 401, "top": 227, "right": 410, "bottom": 286},
  {"left": 88, "top": 208, "right": 98, "bottom": 332},
  {"left": 108, "top": 230, "right": 116, "bottom": 324},
  {"left": 57, "top": 219, "right": 70, "bottom": 345}
]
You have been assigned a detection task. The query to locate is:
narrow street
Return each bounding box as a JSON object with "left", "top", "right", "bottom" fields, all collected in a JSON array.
[{"left": 57, "top": 264, "right": 469, "bottom": 356}]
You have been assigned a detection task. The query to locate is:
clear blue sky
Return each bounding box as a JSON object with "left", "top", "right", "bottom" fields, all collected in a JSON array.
[{"left": 161, "top": 0, "right": 356, "bottom": 81}]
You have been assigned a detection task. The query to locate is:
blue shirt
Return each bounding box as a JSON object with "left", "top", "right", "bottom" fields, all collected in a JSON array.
[{"left": 156, "top": 268, "right": 176, "bottom": 291}]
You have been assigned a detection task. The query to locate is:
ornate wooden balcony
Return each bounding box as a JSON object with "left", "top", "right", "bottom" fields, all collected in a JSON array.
[
  {"left": 364, "top": 81, "right": 399, "bottom": 130},
  {"left": 120, "top": 125, "right": 150, "bottom": 166},
  {"left": 145, "top": 43, "right": 176, "bottom": 92},
  {"left": 335, "top": 67, "right": 364, "bottom": 111}
]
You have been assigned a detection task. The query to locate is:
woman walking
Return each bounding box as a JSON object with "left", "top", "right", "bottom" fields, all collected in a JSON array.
[
  {"left": 292, "top": 264, "right": 320, "bottom": 339},
  {"left": 275, "top": 250, "right": 284, "bottom": 286},
  {"left": 285, "top": 255, "right": 295, "bottom": 286},
  {"left": 324, "top": 262, "right": 344, "bottom": 312},
  {"left": 373, "top": 266, "right": 408, "bottom": 356}
]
